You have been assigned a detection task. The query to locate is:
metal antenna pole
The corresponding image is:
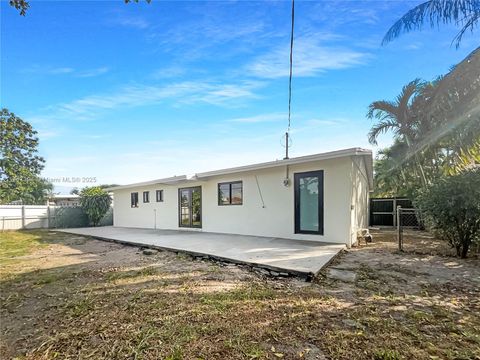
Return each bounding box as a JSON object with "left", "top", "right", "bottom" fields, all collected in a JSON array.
[{"left": 285, "top": 0, "right": 294, "bottom": 160}]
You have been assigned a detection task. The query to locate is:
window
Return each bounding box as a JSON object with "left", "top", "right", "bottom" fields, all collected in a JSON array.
[
  {"left": 143, "top": 191, "right": 150, "bottom": 203},
  {"left": 131, "top": 192, "right": 139, "bottom": 208},
  {"left": 218, "top": 181, "right": 243, "bottom": 205},
  {"left": 156, "top": 190, "right": 164, "bottom": 202}
]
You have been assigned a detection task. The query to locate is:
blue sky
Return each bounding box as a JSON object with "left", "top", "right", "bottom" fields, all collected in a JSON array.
[{"left": 1, "top": 0, "right": 477, "bottom": 192}]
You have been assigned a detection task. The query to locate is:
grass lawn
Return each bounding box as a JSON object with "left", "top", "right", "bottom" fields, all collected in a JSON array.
[
  {"left": 0, "top": 231, "right": 48, "bottom": 263},
  {"left": 1, "top": 230, "right": 479, "bottom": 360}
]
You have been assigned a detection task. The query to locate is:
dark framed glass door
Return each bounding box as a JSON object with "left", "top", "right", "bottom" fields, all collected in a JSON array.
[
  {"left": 179, "top": 187, "right": 202, "bottom": 228},
  {"left": 294, "top": 170, "right": 324, "bottom": 235}
]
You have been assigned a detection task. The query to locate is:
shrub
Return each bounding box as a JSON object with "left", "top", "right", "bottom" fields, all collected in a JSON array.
[
  {"left": 416, "top": 168, "right": 480, "bottom": 258},
  {"left": 373, "top": 349, "right": 401, "bottom": 360},
  {"left": 79, "top": 187, "right": 112, "bottom": 227}
]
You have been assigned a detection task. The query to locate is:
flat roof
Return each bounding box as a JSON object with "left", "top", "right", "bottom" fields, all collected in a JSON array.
[
  {"left": 50, "top": 194, "right": 80, "bottom": 199},
  {"left": 107, "top": 175, "right": 189, "bottom": 191},
  {"left": 107, "top": 147, "right": 373, "bottom": 191}
]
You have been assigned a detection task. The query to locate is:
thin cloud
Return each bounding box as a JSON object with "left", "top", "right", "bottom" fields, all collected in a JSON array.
[
  {"left": 41, "top": 80, "right": 263, "bottom": 121},
  {"left": 247, "top": 35, "right": 369, "bottom": 79},
  {"left": 114, "top": 17, "right": 149, "bottom": 29},
  {"left": 308, "top": 1, "right": 394, "bottom": 27},
  {"left": 145, "top": 4, "right": 270, "bottom": 60},
  {"left": 49, "top": 67, "right": 75, "bottom": 74},
  {"left": 228, "top": 113, "right": 286, "bottom": 123},
  {"left": 21, "top": 65, "right": 74, "bottom": 75},
  {"left": 290, "top": 117, "right": 349, "bottom": 136},
  {"left": 305, "top": 118, "right": 344, "bottom": 126},
  {"left": 76, "top": 67, "right": 110, "bottom": 78},
  {"left": 36, "top": 129, "right": 61, "bottom": 139},
  {"left": 404, "top": 42, "right": 423, "bottom": 50},
  {"left": 151, "top": 66, "right": 186, "bottom": 79},
  {"left": 83, "top": 134, "right": 112, "bottom": 140},
  {"left": 21, "top": 65, "right": 109, "bottom": 77}
]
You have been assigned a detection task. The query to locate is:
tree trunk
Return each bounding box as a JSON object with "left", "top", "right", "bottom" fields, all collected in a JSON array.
[
  {"left": 461, "top": 238, "right": 471, "bottom": 258},
  {"left": 405, "top": 136, "right": 428, "bottom": 188},
  {"left": 456, "top": 244, "right": 462, "bottom": 257}
]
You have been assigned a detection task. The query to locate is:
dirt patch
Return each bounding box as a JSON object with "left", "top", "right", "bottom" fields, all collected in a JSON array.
[{"left": 1, "top": 229, "right": 479, "bottom": 360}]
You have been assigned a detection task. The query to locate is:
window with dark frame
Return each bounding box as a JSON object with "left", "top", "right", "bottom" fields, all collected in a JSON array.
[
  {"left": 143, "top": 191, "right": 150, "bottom": 203},
  {"left": 218, "top": 181, "right": 243, "bottom": 205},
  {"left": 131, "top": 192, "right": 139, "bottom": 208},
  {"left": 156, "top": 190, "right": 164, "bottom": 202}
]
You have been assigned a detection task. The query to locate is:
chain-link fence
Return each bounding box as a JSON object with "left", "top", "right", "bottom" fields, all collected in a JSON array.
[
  {"left": 50, "top": 207, "right": 88, "bottom": 228},
  {"left": 50, "top": 206, "right": 113, "bottom": 228},
  {"left": 397, "top": 207, "right": 423, "bottom": 251}
]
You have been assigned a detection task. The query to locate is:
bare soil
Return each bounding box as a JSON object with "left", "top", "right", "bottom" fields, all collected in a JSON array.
[{"left": 1, "top": 229, "right": 479, "bottom": 360}]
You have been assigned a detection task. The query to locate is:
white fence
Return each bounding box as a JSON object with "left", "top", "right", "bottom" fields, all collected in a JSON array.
[
  {"left": 0, "top": 205, "right": 113, "bottom": 231},
  {"left": 0, "top": 205, "right": 52, "bottom": 230}
]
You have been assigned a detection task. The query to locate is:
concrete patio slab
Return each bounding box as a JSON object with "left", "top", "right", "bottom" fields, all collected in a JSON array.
[{"left": 57, "top": 226, "right": 344, "bottom": 277}]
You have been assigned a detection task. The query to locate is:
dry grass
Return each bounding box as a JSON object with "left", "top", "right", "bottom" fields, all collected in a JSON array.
[{"left": 1, "top": 229, "right": 479, "bottom": 360}]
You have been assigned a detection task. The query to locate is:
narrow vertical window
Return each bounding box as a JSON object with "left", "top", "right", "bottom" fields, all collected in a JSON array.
[
  {"left": 294, "top": 170, "right": 324, "bottom": 235},
  {"left": 131, "top": 192, "right": 139, "bottom": 208},
  {"left": 156, "top": 190, "right": 164, "bottom": 202},
  {"left": 143, "top": 191, "right": 150, "bottom": 203}
]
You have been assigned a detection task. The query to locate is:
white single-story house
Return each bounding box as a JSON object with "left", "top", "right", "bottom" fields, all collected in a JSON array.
[
  {"left": 48, "top": 194, "right": 81, "bottom": 207},
  {"left": 107, "top": 147, "right": 373, "bottom": 247}
]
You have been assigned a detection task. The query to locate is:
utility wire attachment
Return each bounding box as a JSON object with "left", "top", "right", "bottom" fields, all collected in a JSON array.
[{"left": 281, "top": 132, "right": 293, "bottom": 160}]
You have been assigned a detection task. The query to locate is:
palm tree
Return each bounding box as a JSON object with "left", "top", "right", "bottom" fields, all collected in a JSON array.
[
  {"left": 408, "top": 48, "right": 480, "bottom": 172},
  {"left": 382, "top": 0, "right": 480, "bottom": 48},
  {"left": 367, "top": 79, "right": 429, "bottom": 186},
  {"left": 373, "top": 140, "right": 412, "bottom": 197},
  {"left": 367, "top": 79, "right": 422, "bottom": 146}
]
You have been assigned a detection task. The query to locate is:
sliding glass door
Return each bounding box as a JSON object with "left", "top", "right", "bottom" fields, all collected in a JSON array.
[
  {"left": 179, "top": 187, "right": 202, "bottom": 228},
  {"left": 294, "top": 170, "right": 324, "bottom": 235}
]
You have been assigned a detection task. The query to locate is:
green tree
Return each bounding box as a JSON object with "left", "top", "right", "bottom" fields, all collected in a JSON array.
[
  {"left": 372, "top": 140, "right": 418, "bottom": 198},
  {"left": 410, "top": 48, "right": 480, "bottom": 173},
  {"left": 367, "top": 79, "right": 428, "bottom": 187},
  {"left": 367, "top": 79, "right": 422, "bottom": 146},
  {"left": 382, "top": 0, "right": 480, "bottom": 48},
  {"left": 0, "top": 109, "right": 46, "bottom": 204},
  {"left": 368, "top": 57, "right": 480, "bottom": 197},
  {"left": 79, "top": 187, "right": 112, "bottom": 227},
  {"left": 416, "top": 168, "right": 480, "bottom": 258},
  {"left": 24, "top": 178, "right": 54, "bottom": 205}
]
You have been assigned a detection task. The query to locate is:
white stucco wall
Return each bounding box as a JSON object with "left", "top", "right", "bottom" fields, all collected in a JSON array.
[
  {"left": 112, "top": 156, "right": 368, "bottom": 245},
  {"left": 349, "top": 156, "right": 370, "bottom": 246}
]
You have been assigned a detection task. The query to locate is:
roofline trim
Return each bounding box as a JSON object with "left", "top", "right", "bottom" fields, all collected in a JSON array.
[
  {"left": 107, "top": 147, "right": 373, "bottom": 191},
  {"left": 195, "top": 147, "right": 372, "bottom": 179},
  {"left": 106, "top": 175, "right": 188, "bottom": 191}
]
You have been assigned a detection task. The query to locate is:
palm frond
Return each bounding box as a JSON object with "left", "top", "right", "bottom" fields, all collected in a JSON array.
[
  {"left": 366, "top": 100, "right": 398, "bottom": 121},
  {"left": 451, "top": 11, "right": 480, "bottom": 48},
  {"left": 397, "top": 79, "right": 422, "bottom": 105},
  {"left": 382, "top": 0, "right": 480, "bottom": 47},
  {"left": 396, "top": 79, "right": 423, "bottom": 123},
  {"left": 368, "top": 118, "right": 399, "bottom": 145},
  {"left": 9, "top": 0, "right": 29, "bottom": 16}
]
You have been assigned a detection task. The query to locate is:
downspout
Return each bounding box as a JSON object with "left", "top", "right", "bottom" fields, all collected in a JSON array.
[
  {"left": 348, "top": 156, "right": 356, "bottom": 248},
  {"left": 154, "top": 209, "right": 157, "bottom": 229}
]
